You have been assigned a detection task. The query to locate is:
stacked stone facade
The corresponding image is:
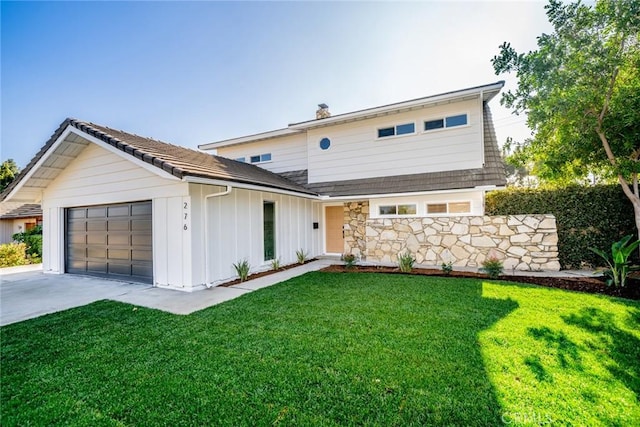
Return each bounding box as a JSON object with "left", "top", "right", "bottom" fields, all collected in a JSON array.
[{"left": 341, "top": 201, "right": 560, "bottom": 271}]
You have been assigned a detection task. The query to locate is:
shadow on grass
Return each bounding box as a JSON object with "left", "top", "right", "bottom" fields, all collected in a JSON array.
[{"left": 562, "top": 306, "right": 640, "bottom": 400}]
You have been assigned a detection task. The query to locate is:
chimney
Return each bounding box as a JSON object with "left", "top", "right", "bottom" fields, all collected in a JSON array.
[{"left": 316, "top": 103, "right": 330, "bottom": 119}]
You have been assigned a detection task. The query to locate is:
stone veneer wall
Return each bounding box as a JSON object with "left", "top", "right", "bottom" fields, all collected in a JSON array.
[
  {"left": 356, "top": 212, "right": 560, "bottom": 271},
  {"left": 343, "top": 201, "right": 369, "bottom": 258}
]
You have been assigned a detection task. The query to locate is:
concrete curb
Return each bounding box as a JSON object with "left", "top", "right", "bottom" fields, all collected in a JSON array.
[{"left": 0, "top": 264, "right": 43, "bottom": 276}]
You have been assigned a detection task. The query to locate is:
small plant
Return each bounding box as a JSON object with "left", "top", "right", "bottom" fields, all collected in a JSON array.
[
  {"left": 295, "top": 249, "right": 307, "bottom": 264},
  {"left": 441, "top": 261, "right": 453, "bottom": 276},
  {"left": 341, "top": 253, "right": 358, "bottom": 270},
  {"left": 12, "top": 225, "right": 42, "bottom": 259},
  {"left": 270, "top": 258, "right": 282, "bottom": 271},
  {"left": 0, "top": 242, "right": 28, "bottom": 268},
  {"left": 480, "top": 256, "right": 504, "bottom": 279},
  {"left": 590, "top": 235, "right": 640, "bottom": 288},
  {"left": 232, "top": 259, "right": 251, "bottom": 282},
  {"left": 397, "top": 252, "right": 415, "bottom": 273}
]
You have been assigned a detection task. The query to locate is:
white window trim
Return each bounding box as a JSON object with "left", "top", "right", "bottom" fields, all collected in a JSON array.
[
  {"left": 376, "top": 122, "right": 417, "bottom": 140},
  {"left": 422, "top": 112, "right": 470, "bottom": 134},
  {"left": 376, "top": 203, "right": 419, "bottom": 218},
  {"left": 249, "top": 153, "right": 273, "bottom": 164},
  {"left": 425, "top": 200, "right": 473, "bottom": 216}
]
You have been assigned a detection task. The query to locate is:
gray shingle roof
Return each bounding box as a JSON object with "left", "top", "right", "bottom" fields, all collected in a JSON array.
[
  {"left": 2, "top": 119, "right": 317, "bottom": 200},
  {"left": 278, "top": 104, "right": 506, "bottom": 197},
  {"left": 0, "top": 203, "right": 42, "bottom": 219}
]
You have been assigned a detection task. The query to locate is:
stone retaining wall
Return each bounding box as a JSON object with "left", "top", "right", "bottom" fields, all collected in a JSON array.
[{"left": 343, "top": 201, "right": 560, "bottom": 271}]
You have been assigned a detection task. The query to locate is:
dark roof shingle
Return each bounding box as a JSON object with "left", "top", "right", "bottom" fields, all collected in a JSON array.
[{"left": 0, "top": 203, "right": 42, "bottom": 219}]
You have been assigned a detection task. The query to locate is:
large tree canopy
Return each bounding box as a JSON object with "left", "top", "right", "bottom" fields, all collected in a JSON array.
[
  {"left": 0, "top": 159, "right": 20, "bottom": 192},
  {"left": 492, "top": 0, "right": 640, "bottom": 237}
]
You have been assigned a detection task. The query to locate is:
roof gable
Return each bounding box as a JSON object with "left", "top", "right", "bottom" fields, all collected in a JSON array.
[{"left": 2, "top": 119, "right": 317, "bottom": 203}]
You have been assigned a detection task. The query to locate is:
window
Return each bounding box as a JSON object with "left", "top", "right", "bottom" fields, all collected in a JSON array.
[
  {"left": 319, "top": 137, "right": 331, "bottom": 150},
  {"left": 377, "top": 122, "right": 415, "bottom": 138},
  {"left": 250, "top": 153, "right": 272, "bottom": 163},
  {"left": 424, "top": 113, "right": 468, "bottom": 131},
  {"left": 235, "top": 157, "right": 246, "bottom": 162},
  {"left": 426, "top": 201, "right": 471, "bottom": 215},
  {"left": 379, "top": 203, "right": 417, "bottom": 216},
  {"left": 263, "top": 201, "right": 275, "bottom": 261}
]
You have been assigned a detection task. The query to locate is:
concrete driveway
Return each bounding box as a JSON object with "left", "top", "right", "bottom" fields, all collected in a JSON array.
[
  {"left": 0, "top": 270, "right": 156, "bottom": 326},
  {"left": 0, "top": 260, "right": 333, "bottom": 326}
]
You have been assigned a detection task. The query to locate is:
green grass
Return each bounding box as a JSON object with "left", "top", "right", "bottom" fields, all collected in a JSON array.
[{"left": 2, "top": 272, "right": 638, "bottom": 426}]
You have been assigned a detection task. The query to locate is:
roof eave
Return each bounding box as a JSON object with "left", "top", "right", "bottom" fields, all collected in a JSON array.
[{"left": 288, "top": 81, "right": 505, "bottom": 130}]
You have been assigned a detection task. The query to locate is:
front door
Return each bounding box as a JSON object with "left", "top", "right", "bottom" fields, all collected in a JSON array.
[{"left": 325, "top": 206, "right": 343, "bottom": 254}]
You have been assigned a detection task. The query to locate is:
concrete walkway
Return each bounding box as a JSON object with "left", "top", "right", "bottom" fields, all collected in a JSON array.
[{"left": 0, "top": 259, "right": 333, "bottom": 326}]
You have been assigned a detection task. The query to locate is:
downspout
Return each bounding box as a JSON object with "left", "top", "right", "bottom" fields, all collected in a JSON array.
[{"left": 204, "top": 185, "right": 232, "bottom": 288}]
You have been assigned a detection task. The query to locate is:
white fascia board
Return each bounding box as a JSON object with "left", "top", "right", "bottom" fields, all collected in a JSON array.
[
  {"left": 289, "top": 81, "right": 505, "bottom": 130},
  {"left": 199, "top": 128, "right": 302, "bottom": 150},
  {"left": 183, "top": 176, "right": 320, "bottom": 200},
  {"left": 3, "top": 127, "right": 76, "bottom": 202},
  {"left": 72, "top": 128, "right": 182, "bottom": 182},
  {"left": 319, "top": 186, "right": 500, "bottom": 201}
]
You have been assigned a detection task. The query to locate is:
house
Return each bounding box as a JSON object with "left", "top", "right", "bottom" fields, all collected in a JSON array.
[
  {"left": 1, "top": 81, "right": 560, "bottom": 290},
  {"left": 0, "top": 202, "right": 42, "bottom": 243}
]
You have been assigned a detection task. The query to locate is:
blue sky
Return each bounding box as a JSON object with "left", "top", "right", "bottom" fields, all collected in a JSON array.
[{"left": 1, "top": 1, "right": 551, "bottom": 169}]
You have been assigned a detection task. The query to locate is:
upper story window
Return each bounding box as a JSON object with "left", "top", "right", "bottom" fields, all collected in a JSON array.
[
  {"left": 424, "top": 114, "right": 468, "bottom": 132},
  {"left": 250, "top": 153, "right": 272, "bottom": 164},
  {"left": 378, "top": 203, "right": 417, "bottom": 216},
  {"left": 377, "top": 122, "right": 415, "bottom": 138},
  {"left": 235, "top": 157, "right": 246, "bottom": 163},
  {"left": 426, "top": 201, "right": 471, "bottom": 215}
]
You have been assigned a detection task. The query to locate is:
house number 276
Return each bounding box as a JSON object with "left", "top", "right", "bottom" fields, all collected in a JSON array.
[{"left": 183, "top": 201, "right": 189, "bottom": 231}]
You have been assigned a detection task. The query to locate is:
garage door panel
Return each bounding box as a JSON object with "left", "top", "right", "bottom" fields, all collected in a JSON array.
[
  {"left": 87, "top": 262, "right": 107, "bottom": 273},
  {"left": 108, "top": 233, "right": 130, "bottom": 245},
  {"left": 108, "top": 263, "right": 132, "bottom": 275},
  {"left": 132, "top": 203, "right": 152, "bottom": 215},
  {"left": 132, "top": 250, "right": 152, "bottom": 262},
  {"left": 87, "top": 221, "right": 106, "bottom": 231},
  {"left": 108, "top": 205, "right": 130, "bottom": 217},
  {"left": 108, "top": 219, "right": 130, "bottom": 231},
  {"left": 87, "top": 207, "right": 107, "bottom": 218},
  {"left": 87, "top": 233, "right": 107, "bottom": 245},
  {"left": 131, "top": 220, "right": 151, "bottom": 231},
  {"left": 66, "top": 201, "right": 152, "bottom": 283},
  {"left": 132, "top": 234, "right": 151, "bottom": 246}
]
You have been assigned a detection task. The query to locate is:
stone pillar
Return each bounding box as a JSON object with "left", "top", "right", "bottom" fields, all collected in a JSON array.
[{"left": 343, "top": 201, "right": 369, "bottom": 259}]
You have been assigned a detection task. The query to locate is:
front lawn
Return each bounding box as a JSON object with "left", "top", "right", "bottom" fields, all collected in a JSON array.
[{"left": 2, "top": 272, "right": 638, "bottom": 426}]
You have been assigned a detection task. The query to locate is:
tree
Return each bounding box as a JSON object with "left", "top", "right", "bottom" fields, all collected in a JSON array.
[
  {"left": 492, "top": 0, "right": 640, "bottom": 239},
  {"left": 0, "top": 159, "right": 20, "bottom": 192}
]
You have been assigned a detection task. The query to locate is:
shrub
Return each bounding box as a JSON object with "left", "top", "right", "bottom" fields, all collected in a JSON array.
[
  {"left": 270, "top": 258, "right": 282, "bottom": 271},
  {"left": 441, "top": 261, "right": 453, "bottom": 276},
  {"left": 233, "top": 259, "right": 251, "bottom": 282},
  {"left": 12, "top": 225, "right": 42, "bottom": 259},
  {"left": 341, "top": 253, "right": 357, "bottom": 270},
  {"left": 589, "top": 235, "right": 640, "bottom": 288},
  {"left": 486, "top": 185, "right": 636, "bottom": 269},
  {"left": 0, "top": 243, "right": 28, "bottom": 268},
  {"left": 480, "top": 256, "right": 504, "bottom": 279},
  {"left": 397, "top": 252, "right": 415, "bottom": 273},
  {"left": 295, "top": 249, "right": 307, "bottom": 264}
]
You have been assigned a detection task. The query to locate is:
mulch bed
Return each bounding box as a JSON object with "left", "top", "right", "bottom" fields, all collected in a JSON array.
[
  {"left": 320, "top": 265, "right": 640, "bottom": 301},
  {"left": 219, "top": 259, "right": 318, "bottom": 287}
]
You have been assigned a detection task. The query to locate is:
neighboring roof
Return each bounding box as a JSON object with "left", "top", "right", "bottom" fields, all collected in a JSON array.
[
  {"left": 278, "top": 103, "right": 506, "bottom": 197},
  {"left": 0, "top": 203, "right": 42, "bottom": 219},
  {"left": 201, "top": 81, "right": 505, "bottom": 148},
  {"left": 2, "top": 119, "right": 317, "bottom": 203}
]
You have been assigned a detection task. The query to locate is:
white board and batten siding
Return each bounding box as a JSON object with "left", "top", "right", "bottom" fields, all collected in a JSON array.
[
  {"left": 215, "top": 133, "right": 308, "bottom": 173},
  {"left": 189, "top": 184, "right": 321, "bottom": 286},
  {"left": 41, "top": 143, "right": 193, "bottom": 289},
  {"left": 307, "top": 97, "right": 483, "bottom": 184}
]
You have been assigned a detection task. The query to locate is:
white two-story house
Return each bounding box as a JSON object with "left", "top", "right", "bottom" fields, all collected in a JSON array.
[
  {"left": 3, "top": 81, "right": 528, "bottom": 291},
  {"left": 200, "top": 81, "right": 506, "bottom": 262}
]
